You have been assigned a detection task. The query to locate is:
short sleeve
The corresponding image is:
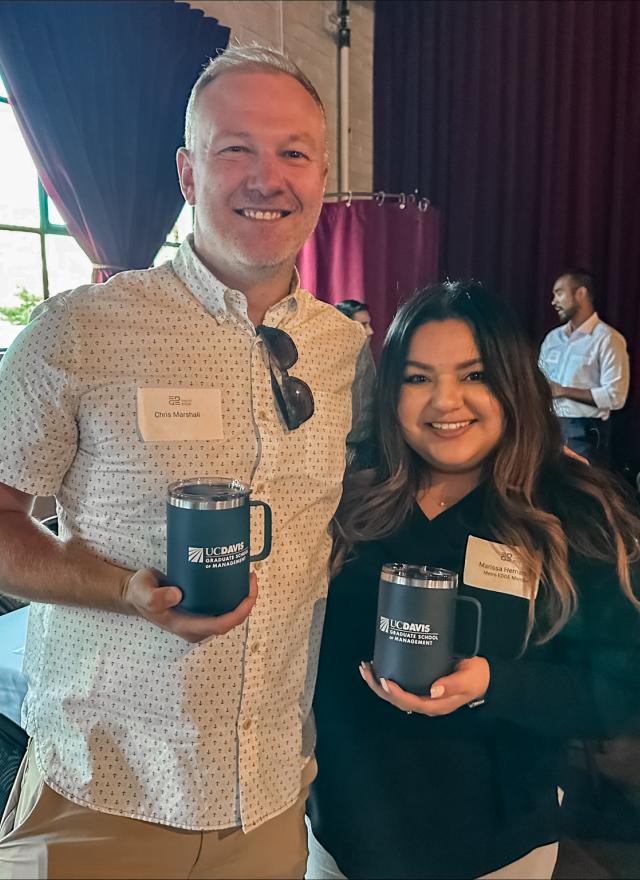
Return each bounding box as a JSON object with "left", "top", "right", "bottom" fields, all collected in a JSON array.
[{"left": 0, "top": 293, "right": 80, "bottom": 496}]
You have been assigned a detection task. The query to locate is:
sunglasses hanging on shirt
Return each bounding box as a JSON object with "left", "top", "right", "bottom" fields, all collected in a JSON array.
[{"left": 257, "top": 325, "right": 315, "bottom": 430}]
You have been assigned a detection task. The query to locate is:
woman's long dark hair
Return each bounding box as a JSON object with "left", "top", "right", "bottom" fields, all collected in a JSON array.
[{"left": 334, "top": 281, "right": 640, "bottom": 643}]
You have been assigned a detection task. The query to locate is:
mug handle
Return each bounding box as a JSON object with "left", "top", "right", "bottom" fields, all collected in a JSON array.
[
  {"left": 456, "top": 595, "right": 482, "bottom": 657},
  {"left": 249, "top": 500, "right": 272, "bottom": 562}
]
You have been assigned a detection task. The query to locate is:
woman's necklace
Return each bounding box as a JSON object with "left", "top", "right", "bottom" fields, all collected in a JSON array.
[
  {"left": 421, "top": 482, "right": 474, "bottom": 510},
  {"left": 428, "top": 492, "right": 457, "bottom": 509}
]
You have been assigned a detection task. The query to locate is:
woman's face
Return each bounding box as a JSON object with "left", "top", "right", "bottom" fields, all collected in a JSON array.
[
  {"left": 352, "top": 309, "right": 373, "bottom": 337},
  {"left": 397, "top": 319, "right": 504, "bottom": 474}
]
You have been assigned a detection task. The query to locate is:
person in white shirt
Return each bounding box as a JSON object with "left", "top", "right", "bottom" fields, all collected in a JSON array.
[
  {"left": 0, "top": 46, "right": 373, "bottom": 880},
  {"left": 539, "top": 269, "right": 629, "bottom": 462}
]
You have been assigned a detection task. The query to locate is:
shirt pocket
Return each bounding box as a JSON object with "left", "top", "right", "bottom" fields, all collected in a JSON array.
[{"left": 566, "top": 352, "right": 596, "bottom": 386}]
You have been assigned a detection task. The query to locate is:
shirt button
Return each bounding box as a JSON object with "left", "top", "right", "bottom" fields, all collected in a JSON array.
[
  {"left": 250, "top": 641, "right": 261, "bottom": 654},
  {"left": 254, "top": 483, "right": 265, "bottom": 494},
  {"left": 257, "top": 411, "right": 268, "bottom": 421},
  {"left": 242, "top": 718, "right": 252, "bottom": 731}
]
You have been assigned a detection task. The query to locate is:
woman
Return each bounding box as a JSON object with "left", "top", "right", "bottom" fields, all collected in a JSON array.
[
  {"left": 335, "top": 299, "right": 374, "bottom": 339},
  {"left": 307, "top": 282, "right": 640, "bottom": 880}
]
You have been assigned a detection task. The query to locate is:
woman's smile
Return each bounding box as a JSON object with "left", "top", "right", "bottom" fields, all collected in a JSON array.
[
  {"left": 425, "top": 419, "right": 477, "bottom": 438},
  {"left": 398, "top": 319, "right": 503, "bottom": 475}
]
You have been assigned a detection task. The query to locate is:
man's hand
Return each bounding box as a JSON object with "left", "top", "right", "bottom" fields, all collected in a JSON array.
[
  {"left": 122, "top": 569, "right": 258, "bottom": 643},
  {"left": 563, "top": 445, "right": 589, "bottom": 464},
  {"left": 359, "top": 656, "right": 490, "bottom": 716},
  {"left": 549, "top": 380, "right": 565, "bottom": 398}
]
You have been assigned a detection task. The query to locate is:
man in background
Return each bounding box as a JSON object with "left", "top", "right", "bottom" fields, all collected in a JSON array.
[
  {"left": 0, "top": 46, "right": 373, "bottom": 879},
  {"left": 539, "top": 268, "right": 629, "bottom": 462}
]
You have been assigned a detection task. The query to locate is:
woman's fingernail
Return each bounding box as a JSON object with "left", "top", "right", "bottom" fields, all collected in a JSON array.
[
  {"left": 359, "top": 664, "right": 366, "bottom": 678},
  {"left": 380, "top": 678, "right": 390, "bottom": 693},
  {"left": 430, "top": 685, "right": 445, "bottom": 698}
]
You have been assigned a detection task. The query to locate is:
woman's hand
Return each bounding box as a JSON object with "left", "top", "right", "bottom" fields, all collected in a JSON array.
[{"left": 359, "top": 656, "right": 490, "bottom": 717}]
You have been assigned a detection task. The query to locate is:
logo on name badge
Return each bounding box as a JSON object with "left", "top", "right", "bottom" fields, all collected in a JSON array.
[{"left": 463, "top": 535, "right": 538, "bottom": 599}]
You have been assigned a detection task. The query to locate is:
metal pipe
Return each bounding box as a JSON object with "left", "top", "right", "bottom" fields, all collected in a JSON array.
[
  {"left": 278, "top": 0, "right": 284, "bottom": 53},
  {"left": 337, "top": 0, "right": 350, "bottom": 192},
  {"left": 324, "top": 190, "right": 432, "bottom": 211}
]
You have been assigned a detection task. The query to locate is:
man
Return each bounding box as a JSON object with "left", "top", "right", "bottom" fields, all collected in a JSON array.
[
  {"left": 539, "top": 269, "right": 629, "bottom": 461},
  {"left": 0, "top": 47, "right": 373, "bottom": 879}
]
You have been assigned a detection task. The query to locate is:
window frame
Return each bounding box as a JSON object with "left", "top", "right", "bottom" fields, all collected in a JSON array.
[
  {"left": 0, "top": 89, "right": 190, "bottom": 351},
  {"left": 0, "top": 92, "right": 70, "bottom": 302}
]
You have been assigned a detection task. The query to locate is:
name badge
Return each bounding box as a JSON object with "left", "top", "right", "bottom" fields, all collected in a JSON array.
[
  {"left": 137, "top": 387, "right": 223, "bottom": 441},
  {"left": 463, "top": 535, "right": 538, "bottom": 599}
]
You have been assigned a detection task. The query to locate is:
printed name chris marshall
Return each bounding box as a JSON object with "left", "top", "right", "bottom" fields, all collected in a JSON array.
[{"left": 154, "top": 411, "right": 201, "bottom": 418}]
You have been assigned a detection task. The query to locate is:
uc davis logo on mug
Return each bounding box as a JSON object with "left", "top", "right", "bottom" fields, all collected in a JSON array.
[
  {"left": 379, "top": 616, "right": 390, "bottom": 633},
  {"left": 187, "top": 543, "right": 249, "bottom": 570},
  {"left": 188, "top": 547, "right": 205, "bottom": 563}
]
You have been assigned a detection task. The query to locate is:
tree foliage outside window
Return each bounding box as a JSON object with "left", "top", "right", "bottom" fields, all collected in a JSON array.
[
  {"left": 0, "top": 72, "right": 192, "bottom": 350},
  {"left": 0, "top": 287, "right": 42, "bottom": 325}
]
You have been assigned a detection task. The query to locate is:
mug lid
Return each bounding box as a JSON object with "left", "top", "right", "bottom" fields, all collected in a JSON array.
[
  {"left": 380, "top": 563, "right": 458, "bottom": 589},
  {"left": 168, "top": 477, "right": 250, "bottom": 510}
]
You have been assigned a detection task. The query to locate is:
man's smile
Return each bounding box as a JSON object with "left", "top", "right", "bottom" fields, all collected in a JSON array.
[{"left": 234, "top": 208, "right": 293, "bottom": 220}]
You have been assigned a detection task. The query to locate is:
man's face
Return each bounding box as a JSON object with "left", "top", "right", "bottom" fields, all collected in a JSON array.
[
  {"left": 551, "top": 276, "right": 579, "bottom": 324},
  {"left": 177, "top": 70, "right": 328, "bottom": 277}
]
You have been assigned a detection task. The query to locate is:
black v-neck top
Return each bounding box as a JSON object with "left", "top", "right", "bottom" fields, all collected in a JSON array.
[{"left": 308, "top": 485, "right": 640, "bottom": 879}]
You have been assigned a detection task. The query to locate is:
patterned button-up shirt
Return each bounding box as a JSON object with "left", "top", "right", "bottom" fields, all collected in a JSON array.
[{"left": 0, "top": 236, "right": 373, "bottom": 831}]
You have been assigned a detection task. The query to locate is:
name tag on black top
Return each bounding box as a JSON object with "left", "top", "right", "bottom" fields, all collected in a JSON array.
[
  {"left": 463, "top": 536, "right": 539, "bottom": 599},
  {"left": 455, "top": 536, "right": 536, "bottom": 660}
]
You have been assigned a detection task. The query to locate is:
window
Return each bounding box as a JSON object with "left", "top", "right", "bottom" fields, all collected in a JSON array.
[
  {"left": 154, "top": 201, "right": 194, "bottom": 267},
  {"left": 0, "top": 73, "right": 192, "bottom": 350}
]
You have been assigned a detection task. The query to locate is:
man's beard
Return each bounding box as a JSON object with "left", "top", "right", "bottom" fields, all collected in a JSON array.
[
  {"left": 558, "top": 305, "right": 577, "bottom": 324},
  {"left": 233, "top": 243, "right": 297, "bottom": 271}
]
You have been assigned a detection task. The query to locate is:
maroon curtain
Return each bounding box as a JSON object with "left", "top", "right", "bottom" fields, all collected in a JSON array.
[
  {"left": 374, "top": 0, "right": 640, "bottom": 468},
  {"left": 0, "top": 1, "right": 229, "bottom": 283},
  {"left": 298, "top": 200, "right": 439, "bottom": 358}
]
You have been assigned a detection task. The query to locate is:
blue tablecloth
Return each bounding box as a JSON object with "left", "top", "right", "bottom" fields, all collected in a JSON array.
[{"left": 0, "top": 605, "right": 29, "bottom": 726}]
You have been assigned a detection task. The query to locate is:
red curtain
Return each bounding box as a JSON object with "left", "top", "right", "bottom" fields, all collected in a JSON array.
[
  {"left": 0, "top": 1, "right": 229, "bottom": 283},
  {"left": 374, "top": 0, "right": 640, "bottom": 467},
  {"left": 298, "top": 200, "right": 439, "bottom": 358}
]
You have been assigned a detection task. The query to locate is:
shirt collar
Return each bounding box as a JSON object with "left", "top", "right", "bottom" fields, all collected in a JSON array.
[
  {"left": 171, "top": 235, "right": 300, "bottom": 327},
  {"left": 563, "top": 311, "right": 599, "bottom": 338}
]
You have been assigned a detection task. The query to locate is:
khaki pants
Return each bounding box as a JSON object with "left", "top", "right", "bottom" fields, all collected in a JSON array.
[{"left": 0, "top": 742, "right": 315, "bottom": 880}]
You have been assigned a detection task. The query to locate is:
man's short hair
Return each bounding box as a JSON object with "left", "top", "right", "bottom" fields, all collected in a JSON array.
[
  {"left": 559, "top": 268, "right": 597, "bottom": 307},
  {"left": 184, "top": 44, "right": 326, "bottom": 150}
]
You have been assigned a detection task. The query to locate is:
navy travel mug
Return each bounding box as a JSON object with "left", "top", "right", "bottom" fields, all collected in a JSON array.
[
  {"left": 373, "top": 564, "right": 482, "bottom": 695},
  {"left": 167, "top": 477, "right": 272, "bottom": 616}
]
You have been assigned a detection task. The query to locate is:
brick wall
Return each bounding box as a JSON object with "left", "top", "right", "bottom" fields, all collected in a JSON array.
[{"left": 184, "top": 0, "right": 374, "bottom": 192}]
